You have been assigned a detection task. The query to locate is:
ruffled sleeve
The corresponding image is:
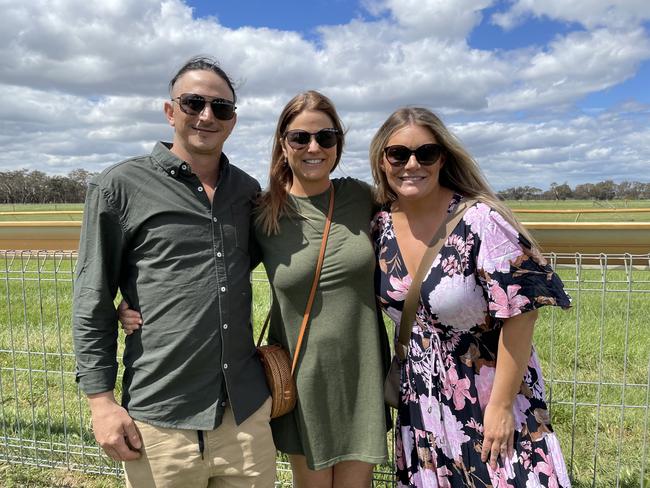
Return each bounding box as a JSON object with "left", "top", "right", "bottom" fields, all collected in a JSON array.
[{"left": 464, "top": 202, "right": 571, "bottom": 319}]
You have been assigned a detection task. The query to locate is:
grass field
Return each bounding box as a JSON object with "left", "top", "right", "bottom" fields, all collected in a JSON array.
[
  {"left": 2, "top": 200, "right": 650, "bottom": 222},
  {"left": 1, "top": 252, "right": 648, "bottom": 487}
]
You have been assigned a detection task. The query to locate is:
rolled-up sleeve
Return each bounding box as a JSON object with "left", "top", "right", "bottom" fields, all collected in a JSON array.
[{"left": 72, "top": 181, "right": 124, "bottom": 394}]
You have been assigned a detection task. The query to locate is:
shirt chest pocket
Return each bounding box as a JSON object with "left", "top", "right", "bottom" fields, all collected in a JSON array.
[{"left": 222, "top": 203, "right": 251, "bottom": 254}]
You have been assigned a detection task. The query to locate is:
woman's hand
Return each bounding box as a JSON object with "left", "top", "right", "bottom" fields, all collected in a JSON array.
[
  {"left": 481, "top": 402, "right": 515, "bottom": 469},
  {"left": 117, "top": 300, "right": 142, "bottom": 335}
]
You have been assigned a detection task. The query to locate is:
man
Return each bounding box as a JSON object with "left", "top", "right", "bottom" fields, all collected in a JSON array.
[{"left": 72, "top": 56, "right": 275, "bottom": 487}]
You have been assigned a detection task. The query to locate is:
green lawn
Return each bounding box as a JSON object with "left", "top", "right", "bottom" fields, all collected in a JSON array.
[
  {"left": 1, "top": 254, "right": 648, "bottom": 487},
  {"left": 509, "top": 199, "right": 650, "bottom": 222}
]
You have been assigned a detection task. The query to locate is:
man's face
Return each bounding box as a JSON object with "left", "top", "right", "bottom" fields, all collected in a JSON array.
[{"left": 164, "top": 69, "right": 237, "bottom": 161}]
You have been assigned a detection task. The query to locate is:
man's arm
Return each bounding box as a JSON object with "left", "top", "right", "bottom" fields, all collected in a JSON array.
[{"left": 72, "top": 181, "right": 141, "bottom": 460}]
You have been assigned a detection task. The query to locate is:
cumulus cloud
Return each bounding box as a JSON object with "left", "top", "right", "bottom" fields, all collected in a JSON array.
[
  {"left": 363, "top": 0, "right": 495, "bottom": 41},
  {"left": 492, "top": 0, "right": 650, "bottom": 30},
  {"left": 487, "top": 28, "right": 650, "bottom": 111},
  {"left": 0, "top": 0, "right": 649, "bottom": 189}
]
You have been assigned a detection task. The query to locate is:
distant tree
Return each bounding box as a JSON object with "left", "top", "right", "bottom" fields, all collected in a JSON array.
[
  {"left": 548, "top": 182, "right": 573, "bottom": 200},
  {"left": 592, "top": 180, "right": 616, "bottom": 200},
  {"left": 573, "top": 183, "right": 595, "bottom": 200},
  {"left": 498, "top": 186, "right": 543, "bottom": 200}
]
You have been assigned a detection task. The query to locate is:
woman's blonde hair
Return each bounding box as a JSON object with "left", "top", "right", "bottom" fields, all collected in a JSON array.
[
  {"left": 369, "top": 107, "right": 537, "bottom": 246},
  {"left": 256, "top": 90, "right": 345, "bottom": 235}
]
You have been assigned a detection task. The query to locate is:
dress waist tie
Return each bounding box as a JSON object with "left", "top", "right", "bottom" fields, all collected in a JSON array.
[{"left": 427, "top": 333, "right": 447, "bottom": 413}]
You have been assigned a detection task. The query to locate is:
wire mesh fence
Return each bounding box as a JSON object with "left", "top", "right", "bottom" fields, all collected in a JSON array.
[{"left": 1, "top": 250, "right": 648, "bottom": 487}]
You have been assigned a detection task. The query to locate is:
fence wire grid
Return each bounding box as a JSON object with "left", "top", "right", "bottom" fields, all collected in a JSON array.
[{"left": 1, "top": 250, "right": 649, "bottom": 487}]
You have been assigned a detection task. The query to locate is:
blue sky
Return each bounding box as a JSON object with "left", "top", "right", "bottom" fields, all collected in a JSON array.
[
  {"left": 187, "top": 0, "right": 372, "bottom": 32},
  {"left": 2, "top": 0, "right": 649, "bottom": 189}
]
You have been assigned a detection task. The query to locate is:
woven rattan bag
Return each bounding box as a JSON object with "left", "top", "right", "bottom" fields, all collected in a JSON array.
[{"left": 256, "top": 342, "right": 296, "bottom": 418}]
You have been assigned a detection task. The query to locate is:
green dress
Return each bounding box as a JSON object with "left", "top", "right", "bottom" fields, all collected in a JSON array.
[{"left": 254, "top": 177, "right": 389, "bottom": 470}]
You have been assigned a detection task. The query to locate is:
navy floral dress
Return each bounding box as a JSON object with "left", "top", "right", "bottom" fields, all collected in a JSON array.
[{"left": 371, "top": 195, "right": 572, "bottom": 488}]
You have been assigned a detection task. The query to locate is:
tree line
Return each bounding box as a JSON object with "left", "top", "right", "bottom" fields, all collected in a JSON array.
[
  {"left": 497, "top": 181, "right": 650, "bottom": 200},
  {"left": 0, "top": 170, "right": 648, "bottom": 204},
  {"left": 0, "top": 169, "right": 96, "bottom": 204}
]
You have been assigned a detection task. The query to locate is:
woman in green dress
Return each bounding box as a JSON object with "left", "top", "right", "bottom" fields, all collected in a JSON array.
[{"left": 254, "top": 90, "right": 388, "bottom": 487}]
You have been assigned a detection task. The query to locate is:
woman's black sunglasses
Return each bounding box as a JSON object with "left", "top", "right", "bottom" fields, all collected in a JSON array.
[
  {"left": 283, "top": 128, "right": 339, "bottom": 150},
  {"left": 383, "top": 144, "right": 444, "bottom": 166},
  {"left": 173, "top": 93, "right": 236, "bottom": 120}
]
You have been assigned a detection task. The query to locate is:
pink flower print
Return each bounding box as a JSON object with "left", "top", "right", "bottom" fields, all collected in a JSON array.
[
  {"left": 416, "top": 466, "right": 442, "bottom": 486},
  {"left": 545, "top": 434, "right": 571, "bottom": 486},
  {"left": 447, "top": 234, "right": 465, "bottom": 255},
  {"left": 488, "top": 281, "right": 531, "bottom": 318},
  {"left": 464, "top": 232, "right": 475, "bottom": 254},
  {"left": 520, "top": 450, "right": 532, "bottom": 471},
  {"left": 475, "top": 364, "right": 495, "bottom": 412},
  {"left": 400, "top": 425, "right": 414, "bottom": 470},
  {"left": 526, "top": 471, "right": 544, "bottom": 487},
  {"left": 419, "top": 394, "right": 444, "bottom": 439},
  {"left": 513, "top": 393, "right": 532, "bottom": 429},
  {"left": 463, "top": 202, "right": 491, "bottom": 232},
  {"left": 465, "top": 418, "right": 484, "bottom": 434},
  {"left": 418, "top": 393, "right": 470, "bottom": 460},
  {"left": 440, "top": 406, "right": 470, "bottom": 460},
  {"left": 441, "top": 255, "right": 460, "bottom": 276},
  {"left": 428, "top": 273, "right": 487, "bottom": 329},
  {"left": 532, "top": 447, "right": 560, "bottom": 488},
  {"left": 467, "top": 204, "right": 524, "bottom": 274},
  {"left": 442, "top": 367, "right": 476, "bottom": 410},
  {"left": 487, "top": 464, "right": 512, "bottom": 488},
  {"left": 528, "top": 351, "right": 548, "bottom": 400},
  {"left": 388, "top": 274, "right": 412, "bottom": 301},
  {"left": 437, "top": 465, "right": 453, "bottom": 488}
]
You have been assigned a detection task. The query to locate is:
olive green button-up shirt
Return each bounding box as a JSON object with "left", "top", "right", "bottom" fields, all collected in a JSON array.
[{"left": 73, "top": 142, "right": 269, "bottom": 429}]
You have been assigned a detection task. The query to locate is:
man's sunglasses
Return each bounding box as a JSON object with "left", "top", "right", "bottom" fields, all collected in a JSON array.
[
  {"left": 172, "top": 93, "right": 236, "bottom": 120},
  {"left": 383, "top": 144, "right": 444, "bottom": 166},
  {"left": 283, "top": 128, "right": 339, "bottom": 150}
]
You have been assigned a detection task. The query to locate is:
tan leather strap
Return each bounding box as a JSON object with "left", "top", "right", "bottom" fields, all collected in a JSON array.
[
  {"left": 256, "top": 184, "right": 335, "bottom": 375},
  {"left": 396, "top": 198, "right": 477, "bottom": 361}
]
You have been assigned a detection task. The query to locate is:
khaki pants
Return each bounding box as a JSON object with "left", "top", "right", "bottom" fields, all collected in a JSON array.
[{"left": 124, "top": 397, "right": 276, "bottom": 487}]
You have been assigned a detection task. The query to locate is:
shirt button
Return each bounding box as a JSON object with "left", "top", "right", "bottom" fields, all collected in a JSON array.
[
  {"left": 213, "top": 217, "right": 218, "bottom": 222},
  {"left": 170, "top": 169, "right": 176, "bottom": 175},
  {"left": 198, "top": 186, "right": 204, "bottom": 192},
  {"left": 220, "top": 286, "right": 226, "bottom": 292},
  {"left": 223, "top": 323, "right": 228, "bottom": 330},
  {"left": 221, "top": 401, "right": 227, "bottom": 407},
  {"left": 216, "top": 252, "right": 222, "bottom": 258},
  {"left": 181, "top": 164, "right": 187, "bottom": 170},
  {"left": 223, "top": 363, "right": 228, "bottom": 369}
]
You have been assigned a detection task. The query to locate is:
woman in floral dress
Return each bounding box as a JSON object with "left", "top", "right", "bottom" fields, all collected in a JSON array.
[{"left": 369, "top": 107, "right": 572, "bottom": 487}]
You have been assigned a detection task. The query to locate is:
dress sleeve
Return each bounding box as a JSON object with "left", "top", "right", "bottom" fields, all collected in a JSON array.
[{"left": 465, "top": 203, "right": 571, "bottom": 319}]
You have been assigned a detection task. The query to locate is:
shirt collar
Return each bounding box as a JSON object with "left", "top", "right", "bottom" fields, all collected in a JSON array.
[{"left": 151, "top": 141, "right": 231, "bottom": 179}]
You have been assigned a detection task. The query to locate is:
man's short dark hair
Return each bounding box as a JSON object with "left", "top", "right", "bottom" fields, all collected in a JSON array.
[{"left": 169, "top": 55, "right": 237, "bottom": 104}]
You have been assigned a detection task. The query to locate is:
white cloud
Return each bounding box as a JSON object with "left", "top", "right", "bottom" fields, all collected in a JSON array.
[
  {"left": 492, "top": 0, "right": 650, "bottom": 30},
  {"left": 487, "top": 27, "right": 649, "bottom": 111},
  {"left": 364, "top": 0, "right": 494, "bottom": 40}
]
